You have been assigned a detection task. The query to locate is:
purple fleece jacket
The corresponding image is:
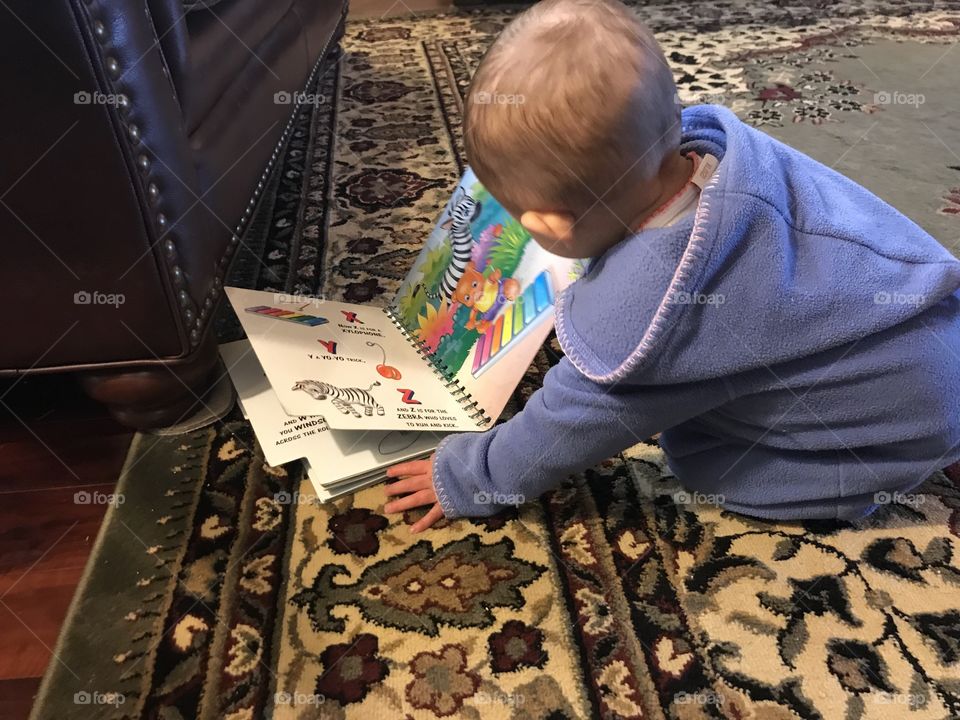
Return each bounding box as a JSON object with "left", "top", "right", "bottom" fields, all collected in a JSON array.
[{"left": 432, "top": 105, "right": 960, "bottom": 521}]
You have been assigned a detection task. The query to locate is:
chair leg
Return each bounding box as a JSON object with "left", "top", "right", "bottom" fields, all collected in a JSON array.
[{"left": 78, "top": 334, "right": 220, "bottom": 430}]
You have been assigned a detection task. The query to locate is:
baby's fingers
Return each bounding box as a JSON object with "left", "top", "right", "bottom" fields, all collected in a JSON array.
[
  {"left": 384, "top": 489, "right": 437, "bottom": 514},
  {"left": 383, "top": 475, "right": 431, "bottom": 497},
  {"left": 410, "top": 504, "right": 445, "bottom": 534},
  {"left": 387, "top": 458, "right": 432, "bottom": 478}
]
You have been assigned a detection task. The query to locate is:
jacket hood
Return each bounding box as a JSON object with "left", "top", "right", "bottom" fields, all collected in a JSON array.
[{"left": 556, "top": 104, "right": 960, "bottom": 384}]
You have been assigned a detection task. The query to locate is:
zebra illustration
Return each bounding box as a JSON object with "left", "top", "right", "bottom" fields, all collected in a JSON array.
[
  {"left": 432, "top": 188, "right": 482, "bottom": 300},
  {"left": 291, "top": 379, "right": 385, "bottom": 418}
]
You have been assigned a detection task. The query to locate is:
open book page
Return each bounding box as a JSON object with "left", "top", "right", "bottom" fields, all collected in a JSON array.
[
  {"left": 219, "top": 340, "right": 438, "bottom": 485},
  {"left": 220, "top": 339, "right": 324, "bottom": 467},
  {"left": 452, "top": 260, "right": 575, "bottom": 425},
  {"left": 224, "top": 288, "right": 481, "bottom": 431},
  {"left": 393, "top": 167, "right": 576, "bottom": 425}
]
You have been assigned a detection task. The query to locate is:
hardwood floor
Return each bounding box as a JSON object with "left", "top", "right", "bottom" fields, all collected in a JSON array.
[{"left": 0, "top": 373, "right": 132, "bottom": 717}]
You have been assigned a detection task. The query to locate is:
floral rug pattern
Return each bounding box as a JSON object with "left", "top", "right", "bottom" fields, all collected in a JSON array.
[{"left": 31, "top": 3, "right": 960, "bottom": 720}]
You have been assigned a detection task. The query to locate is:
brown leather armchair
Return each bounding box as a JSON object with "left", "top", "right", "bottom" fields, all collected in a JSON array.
[{"left": 0, "top": 0, "right": 347, "bottom": 427}]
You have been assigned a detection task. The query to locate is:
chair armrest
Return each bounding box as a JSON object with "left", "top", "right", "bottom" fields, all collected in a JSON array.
[{"left": 146, "top": 0, "right": 191, "bottom": 109}]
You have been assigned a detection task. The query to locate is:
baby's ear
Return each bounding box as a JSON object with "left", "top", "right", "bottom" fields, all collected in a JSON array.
[{"left": 520, "top": 210, "right": 576, "bottom": 249}]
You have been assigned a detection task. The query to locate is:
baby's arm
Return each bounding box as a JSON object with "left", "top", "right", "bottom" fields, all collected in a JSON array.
[{"left": 386, "top": 355, "right": 730, "bottom": 527}]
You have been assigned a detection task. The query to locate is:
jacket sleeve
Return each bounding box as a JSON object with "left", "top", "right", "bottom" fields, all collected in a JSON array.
[{"left": 431, "top": 356, "right": 731, "bottom": 518}]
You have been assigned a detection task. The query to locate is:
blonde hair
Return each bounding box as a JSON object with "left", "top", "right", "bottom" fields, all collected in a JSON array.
[{"left": 464, "top": 0, "right": 679, "bottom": 214}]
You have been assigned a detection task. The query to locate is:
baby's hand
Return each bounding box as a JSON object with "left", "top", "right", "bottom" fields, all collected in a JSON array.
[{"left": 384, "top": 455, "right": 444, "bottom": 533}]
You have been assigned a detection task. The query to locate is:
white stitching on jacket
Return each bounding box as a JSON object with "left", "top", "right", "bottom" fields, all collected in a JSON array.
[{"left": 555, "top": 171, "right": 722, "bottom": 384}]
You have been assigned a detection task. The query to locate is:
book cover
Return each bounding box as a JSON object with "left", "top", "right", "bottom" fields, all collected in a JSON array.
[{"left": 394, "top": 167, "right": 574, "bottom": 422}]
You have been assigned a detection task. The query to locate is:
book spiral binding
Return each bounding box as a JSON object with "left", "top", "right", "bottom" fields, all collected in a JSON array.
[{"left": 384, "top": 306, "right": 491, "bottom": 427}]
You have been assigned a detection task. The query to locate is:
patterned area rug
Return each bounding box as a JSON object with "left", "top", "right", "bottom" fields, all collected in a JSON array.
[{"left": 32, "top": 3, "right": 960, "bottom": 719}]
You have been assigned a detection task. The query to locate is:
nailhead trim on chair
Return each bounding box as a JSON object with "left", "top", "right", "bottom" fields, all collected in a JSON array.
[{"left": 76, "top": 0, "right": 345, "bottom": 352}]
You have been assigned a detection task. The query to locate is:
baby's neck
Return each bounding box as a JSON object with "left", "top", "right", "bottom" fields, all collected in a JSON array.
[{"left": 623, "top": 151, "right": 695, "bottom": 232}]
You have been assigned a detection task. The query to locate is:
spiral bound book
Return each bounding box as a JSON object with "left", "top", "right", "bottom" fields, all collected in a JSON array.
[
  {"left": 220, "top": 340, "right": 436, "bottom": 498},
  {"left": 225, "top": 167, "right": 574, "bottom": 433}
]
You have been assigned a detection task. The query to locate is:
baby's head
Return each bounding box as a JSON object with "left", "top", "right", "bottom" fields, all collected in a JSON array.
[{"left": 464, "top": 0, "right": 681, "bottom": 258}]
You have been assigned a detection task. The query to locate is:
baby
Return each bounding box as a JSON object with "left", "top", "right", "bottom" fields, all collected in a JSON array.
[{"left": 385, "top": 0, "right": 960, "bottom": 533}]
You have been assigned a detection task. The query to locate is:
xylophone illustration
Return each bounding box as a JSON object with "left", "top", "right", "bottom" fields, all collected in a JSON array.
[
  {"left": 244, "top": 305, "right": 329, "bottom": 327},
  {"left": 471, "top": 270, "right": 554, "bottom": 377}
]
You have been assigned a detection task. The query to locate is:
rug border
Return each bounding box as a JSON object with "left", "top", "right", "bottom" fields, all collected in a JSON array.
[{"left": 27, "top": 433, "right": 142, "bottom": 720}]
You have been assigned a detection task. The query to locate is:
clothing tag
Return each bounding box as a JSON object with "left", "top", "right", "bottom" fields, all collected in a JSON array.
[
  {"left": 690, "top": 153, "right": 718, "bottom": 189},
  {"left": 635, "top": 152, "right": 718, "bottom": 232}
]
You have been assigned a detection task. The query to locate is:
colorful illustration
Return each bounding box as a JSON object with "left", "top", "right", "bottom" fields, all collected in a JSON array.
[
  {"left": 432, "top": 188, "right": 482, "bottom": 300},
  {"left": 245, "top": 305, "right": 329, "bottom": 326},
  {"left": 472, "top": 271, "right": 554, "bottom": 377},
  {"left": 412, "top": 298, "right": 456, "bottom": 354},
  {"left": 291, "top": 380, "right": 384, "bottom": 418},
  {"left": 367, "top": 341, "right": 402, "bottom": 380},
  {"left": 341, "top": 310, "right": 364, "bottom": 324},
  {"left": 396, "top": 388, "right": 422, "bottom": 405},
  {"left": 454, "top": 263, "right": 520, "bottom": 334},
  {"left": 317, "top": 339, "right": 338, "bottom": 354},
  {"left": 395, "top": 168, "right": 547, "bottom": 375}
]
